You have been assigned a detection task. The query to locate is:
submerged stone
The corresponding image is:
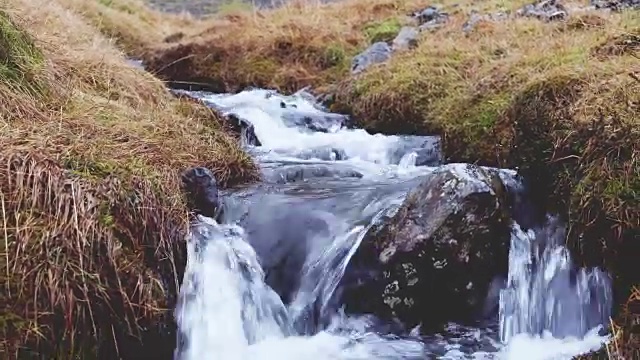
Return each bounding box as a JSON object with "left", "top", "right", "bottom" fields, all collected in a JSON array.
[
  {"left": 340, "top": 163, "right": 512, "bottom": 331},
  {"left": 281, "top": 111, "right": 347, "bottom": 133},
  {"left": 182, "top": 167, "right": 221, "bottom": 219}
]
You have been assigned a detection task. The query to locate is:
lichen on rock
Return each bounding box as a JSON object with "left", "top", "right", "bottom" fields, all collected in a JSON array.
[{"left": 340, "top": 163, "right": 513, "bottom": 331}]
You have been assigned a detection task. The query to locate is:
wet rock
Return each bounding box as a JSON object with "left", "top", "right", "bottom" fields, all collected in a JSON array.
[
  {"left": 591, "top": 0, "right": 640, "bottom": 10},
  {"left": 392, "top": 26, "right": 420, "bottom": 50},
  {"left": 281, "top": 111, "right": 347, "bottom": 133},
  {"left": 269, "top": 165, "right": 363, "bottom": 184},
  {"left": 412, "top": 5, "right": 449, "bottom": 31},
  {"left": 226, "top": 114, "right": 261, "bottom": 146},
  {"left": 387, "top": 135, "right": 442, "bottom": 167},
  {"left": 294, "top": 147, "right": 349, "bottom": 161},
  {"left": 340, "top": 163, "right": 512, "bottom": 331},
  {"left": 351, "top": 42, "right": 392, "bottom": 74},
  {"left": 516, "top": 0, "right": 568, "bottom": 21},
  {"left": 462, "top": 10, "right": 509, "bottom": 33},
  {"left": 181, "top": 167, "right": 221, "bottom": 219}
]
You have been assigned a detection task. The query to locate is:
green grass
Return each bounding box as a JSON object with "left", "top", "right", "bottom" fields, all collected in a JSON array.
[{"left": 0, "top": 11, "right": 45, "bottom": 94}]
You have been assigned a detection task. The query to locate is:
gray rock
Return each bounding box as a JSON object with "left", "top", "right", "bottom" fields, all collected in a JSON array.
[
  {"left": 340, "top": 163, "right": 512, "bottom": 331},
  {"left": 181, "top": 167, "right": 221, "bottom": 219},
  {"left": 516, "top": 0, "right": 568, "bottom": 21},
  {"left": 392, "top": 26, "right": 420, "bottom": 51},
  {"left": 281, "top": 111, "right": 347, "bottom": 133},
  {"left": 591, "top": 0, "right": 640, "bottom": 10},
  {"left": 462, "top": 10, "right": 509, "bottom": 33},
  {"left": 412, "top": 5, "right": 449, "bottom": 31},
  {"left": 387, "top": 135, "right": 442, "bottom": 167},
  {"left": 226, "top": 114, "right": 262, "bottom": 146},
  {"left": 351, "top": 42, "right": 392, "bottom": 74},
  {"left": 271, "top": 165, "right": 364, "bottom": 184}
]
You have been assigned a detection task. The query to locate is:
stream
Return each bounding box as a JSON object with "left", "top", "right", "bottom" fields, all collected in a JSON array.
[{"left": 171, "top": 88, "right": 613, "bottom": 360}]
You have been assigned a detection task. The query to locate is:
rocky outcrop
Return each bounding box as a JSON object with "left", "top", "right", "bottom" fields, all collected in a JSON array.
[
  {"left": 351, "top": 42, "right": 392, "bottom": 74},
  {"left": 462, "top": 10, "right": 509, "bottom": 33},
  {"left": 591, "top": 0, "right": 640, "bottom": 10},
  {"left": 412, "top": 5, "right": 449, "bottom": 31},
  {"left": 339, "top": 164, "right": 513, "bottom": 331},
  {"left": 392, "top": 26, "right": 419, "bottom": 51},
  {"left": 516, "top": 0, "right": 568, "bottom": 21},
  {"left": 350, "top": 5, "right": 450, "bottom": 74}
]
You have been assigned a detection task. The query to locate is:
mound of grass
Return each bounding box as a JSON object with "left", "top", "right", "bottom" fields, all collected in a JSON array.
[
  {"left": 0, "top": 0, "right": 257, "bottom": 357},
  {"left": 142, "top": 0, "right": 437, "bottom": 93},
  {"left": 332, "top": 3, "right": 639, "bottom": 355}
]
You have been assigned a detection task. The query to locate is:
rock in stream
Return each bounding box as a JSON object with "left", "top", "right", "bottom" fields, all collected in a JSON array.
[
  {"left": 339, "top": 163, "right": 513, "bottom": 331},
  {"left": 182, "top": 167, "right": 222, "bottom": 219}
]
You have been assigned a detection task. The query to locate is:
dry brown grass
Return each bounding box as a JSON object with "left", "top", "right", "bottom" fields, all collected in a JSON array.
[
  {"left": 143, "top": 0, "right": 445, "bottom": 92},
  {"left": 0, "top": 0, "right": 257, "bottom": 356},
  {"left": 57, "top": 0, "right": 198, "bottom": 56},
  {"left": 575, "top": 287, "right": 640, "bottom": 359}
]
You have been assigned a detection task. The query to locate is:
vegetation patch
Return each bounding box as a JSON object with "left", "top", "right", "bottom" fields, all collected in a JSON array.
[
  {"left": 0, "top": 0, "right": 257, "bottom": 357},
  {"left": 143, "top": 0, "right": 436, "bottom": 93},
  {"left": 363, "top": 17, "right": 402, "bottom": 44},
  {"left": 0, "top": 11, "right": 45, "bottom": 95},
  {"left": 57, "top": 0, "right": 196, "bottom": 56},
  {"left": 332, "top": 4, "right": 639, "bottom": 356}
]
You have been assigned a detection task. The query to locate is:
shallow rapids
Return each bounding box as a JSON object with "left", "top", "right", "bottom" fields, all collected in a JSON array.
[{"left": 173, "top": 88, "right": 612, "bottom": 360}]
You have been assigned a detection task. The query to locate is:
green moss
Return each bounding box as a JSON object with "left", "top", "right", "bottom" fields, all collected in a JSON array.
[
  {"left": 217, "top": 0, "right": 252, "bottom": 15},
  {"left": 63, "top": 157, "right": 120, "bottom": 180},
  {"left": 363, "top": 17, "right": 401, "bottom": 44},
  {"left": 321, "top": 44, "right": 347, "bottom": 68},
  {"left": 0, "top": 10, "right": 45, "bottom": 95}
]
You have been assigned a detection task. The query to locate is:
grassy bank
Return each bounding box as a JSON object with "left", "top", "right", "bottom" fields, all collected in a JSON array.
[
  {"left": 329, "top": 2, "right": 639, "bottom": 357},
  {"left": 143, "top": 0, "right": 440, "bottom": 92},
  {"left": 0, "top": 0, "right": 257, "bottom": 357}
]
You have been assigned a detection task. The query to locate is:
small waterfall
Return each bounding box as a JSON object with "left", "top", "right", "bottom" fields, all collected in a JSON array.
[
  {"left": 174, "top": 217, "right": 293, "bottom": 360},
  {"left": 175, "top": 216, "right": 425, "bottom": 360},
  {"left": 499, "top": 217, "right": 612, "bottom": 343},
  {"left": 172, "top": 88, "right": 613, "bottom": 360}
]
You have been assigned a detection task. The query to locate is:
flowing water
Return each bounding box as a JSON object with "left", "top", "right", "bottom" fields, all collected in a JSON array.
[{"left": 172, "top": 88, "right": 613, "bottom": 360}]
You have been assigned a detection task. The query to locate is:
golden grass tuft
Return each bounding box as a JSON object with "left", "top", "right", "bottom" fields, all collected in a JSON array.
[
  {"left": 0, "top": 152, "right": 184, "bottom": 358},
  {"left": 575, "top": 287, "right": 640, "bottom": 359},
  {"left": 0, "top": 0, "right": 257, "bottom": 356}
]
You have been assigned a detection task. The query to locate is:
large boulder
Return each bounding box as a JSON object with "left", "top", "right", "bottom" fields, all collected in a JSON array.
[{"left": 339, "top": 163, "right": 513, "bottom": 331}]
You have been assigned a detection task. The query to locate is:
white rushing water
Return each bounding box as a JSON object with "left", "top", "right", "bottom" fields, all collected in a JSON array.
[{"left": 173, "top": 89, "right": 612, "bottom": 360}]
